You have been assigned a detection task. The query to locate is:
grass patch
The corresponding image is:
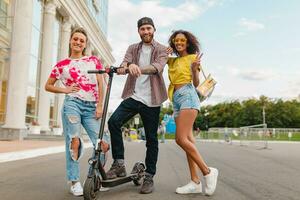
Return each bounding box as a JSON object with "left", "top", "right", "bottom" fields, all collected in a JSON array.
[{"left": 159, "top": 132, "right": 300, "bottom": 141}]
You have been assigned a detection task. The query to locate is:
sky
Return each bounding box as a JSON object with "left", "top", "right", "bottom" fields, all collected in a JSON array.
[{"left": 106, "top": 0, "right": 300, "bottom": 111}]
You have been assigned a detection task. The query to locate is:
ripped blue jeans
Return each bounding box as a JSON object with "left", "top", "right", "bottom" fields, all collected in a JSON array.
[{"left": 62, "top": 95, "right": 100, "bottom": 182}]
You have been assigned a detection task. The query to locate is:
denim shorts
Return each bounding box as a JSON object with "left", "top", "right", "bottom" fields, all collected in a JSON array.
[{"left": 173, "top": 83, "right": 200, "bottom": 118}]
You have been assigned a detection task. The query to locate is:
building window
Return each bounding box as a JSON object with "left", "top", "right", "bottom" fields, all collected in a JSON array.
[
  {"left": 49, "top": 13, "right": 62, "bottom": 127},
  {"left": 0, "top": 0, "right": 10, "bottom": 124},
  {"left": 0, "top": 0, "right": 8, "bottom": 28},
  {"left": 25, "top": 0, "right": 43, "bottom": 124},
  {"left": 0, "top": 60, "right": 8, "bottom": 123},
  {"left": 92, "top": 0, "right": 100, "bottom": 12},
  {"left": 87, "top": 0, "right": 108, "bottom": 35}
]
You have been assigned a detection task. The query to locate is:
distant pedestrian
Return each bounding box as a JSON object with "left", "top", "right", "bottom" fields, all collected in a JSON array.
[
  {"left": 160, "top": 121, "right": 166, "bottom": 143},
  {"left": 195, "top": 127, "right": 201, "bottom": 138},
  {"left": 268, "top": 130, "right": 273, "bottom": 138},
  {"left": 138, "top": 127, "right": 146, "bottom": 140}
]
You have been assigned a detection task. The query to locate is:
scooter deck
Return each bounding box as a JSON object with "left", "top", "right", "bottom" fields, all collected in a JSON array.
[{"left": 101, "top": 173, "right": 138, "bottom": 187}]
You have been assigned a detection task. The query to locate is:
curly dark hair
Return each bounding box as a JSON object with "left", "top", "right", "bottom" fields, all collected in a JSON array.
[{"left": 168, "top": 30, "right": 200, "bottom": 55}]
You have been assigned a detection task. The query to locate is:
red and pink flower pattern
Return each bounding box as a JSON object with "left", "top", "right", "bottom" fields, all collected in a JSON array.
[{"left": 50, "top": 56, "right": 103, "bottom": 102}]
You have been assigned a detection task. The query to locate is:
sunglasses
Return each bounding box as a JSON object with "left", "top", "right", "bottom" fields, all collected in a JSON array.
[{"left": 172, "top": 38, "right": 187, "bottom": 44}]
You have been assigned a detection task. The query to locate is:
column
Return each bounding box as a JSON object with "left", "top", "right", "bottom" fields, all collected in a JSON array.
[
  {"left": 55, "top": 16, "right": 72, "bottom": 127},
  {"left": 59, "top": 16, "right": 72, "bottom": 59},
  {"left": 1, "top": 0, "right": 33, "bottom": 140},
  {"left": 37, "top": 0, "right": 57, "bottom": 132}
]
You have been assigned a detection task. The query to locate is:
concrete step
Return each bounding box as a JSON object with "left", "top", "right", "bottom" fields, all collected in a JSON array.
[{"left": 25, "top": 134, "right": 64, "bottom": 141}]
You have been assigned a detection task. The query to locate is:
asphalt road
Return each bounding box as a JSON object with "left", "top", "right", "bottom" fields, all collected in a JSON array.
[{"left": 0, "top": 140, "right": 299, "bottom": 200}]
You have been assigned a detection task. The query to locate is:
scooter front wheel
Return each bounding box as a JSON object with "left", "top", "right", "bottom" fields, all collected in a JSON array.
[{"left": 83, "top": 177, "right": 100, "bottom": 200}]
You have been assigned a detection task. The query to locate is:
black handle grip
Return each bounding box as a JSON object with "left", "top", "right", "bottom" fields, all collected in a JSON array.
[
  {"left": 88, "top": 70, "right": 104, "bottom": 74},
  {"left": 88, "top": 67, "right": 128, "bottom": 74}
]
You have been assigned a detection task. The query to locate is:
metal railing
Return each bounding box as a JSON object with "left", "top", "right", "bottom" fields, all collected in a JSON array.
[{"left": 203, "top": 127, "right": 300, "bottom": 149}]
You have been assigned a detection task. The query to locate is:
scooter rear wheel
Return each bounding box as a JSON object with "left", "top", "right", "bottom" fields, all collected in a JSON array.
[
  {"left": 83, "top": 177, "right": 100, "bottom": 200},
  {"left": 133, "top": 178, "right": 143, "bottom": 186}
]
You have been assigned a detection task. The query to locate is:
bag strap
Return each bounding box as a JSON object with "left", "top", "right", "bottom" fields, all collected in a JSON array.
[{"left": 200, "top": 66, "right": 207, "bottom": 79}]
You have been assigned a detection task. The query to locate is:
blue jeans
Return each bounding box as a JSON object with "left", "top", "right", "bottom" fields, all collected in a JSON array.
[
  {"left": 61, "top": 95, "right": 100, "bottom": 181},
  {"left": 173, "top": 83, "right": 200, "bottom": 118},
  {"left": 108, "top": 98, "right": 160, "bottom": 175}
]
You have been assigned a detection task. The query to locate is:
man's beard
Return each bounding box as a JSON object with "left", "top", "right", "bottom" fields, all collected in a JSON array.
[{"left": 140, "top": 33, "right": 154, "bottom": 43}]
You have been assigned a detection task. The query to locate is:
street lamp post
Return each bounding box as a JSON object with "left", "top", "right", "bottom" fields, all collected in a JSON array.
[
  {"left": 262, "top": 105, "right": 269, "bottom": 149},
  {"left": 262, "top": 106, "right": 266, "bottom": 125}
]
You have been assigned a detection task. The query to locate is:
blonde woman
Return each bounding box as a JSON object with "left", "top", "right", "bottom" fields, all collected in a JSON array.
[{"left": 45, "top": 27, "right": 105, "bottom": 196}]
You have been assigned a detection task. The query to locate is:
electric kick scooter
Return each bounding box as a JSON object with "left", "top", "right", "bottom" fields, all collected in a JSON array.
[{"left": 83, "top": 67, "right": 145, "bottom": 200}]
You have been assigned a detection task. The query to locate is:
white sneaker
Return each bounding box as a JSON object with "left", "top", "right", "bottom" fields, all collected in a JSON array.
[
  {"left": 70, "top": 182, "right": 83, "bottom": 196},
  {"left": 204, "top": 167, "right": 219, "bottom": 196},
  {"left": 176, "top": 181, "right": 202, "bottom": 194}
]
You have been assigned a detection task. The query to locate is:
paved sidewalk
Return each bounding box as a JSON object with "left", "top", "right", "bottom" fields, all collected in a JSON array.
[
  {"left": 0, "top": 140, "right": 92, "bottom": 163},
  {"left": 0, "top": 140, "right": 64, "bottom": 153}
]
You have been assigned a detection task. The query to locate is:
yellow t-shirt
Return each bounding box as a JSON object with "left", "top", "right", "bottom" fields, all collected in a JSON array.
[{"left": 167, "top": 54, "right": 197, "bottom": 101}]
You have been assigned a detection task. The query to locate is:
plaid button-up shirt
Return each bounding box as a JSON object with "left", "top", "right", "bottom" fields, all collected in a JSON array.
[{"left": 120, "top": 40, "right": 168, "bottom": 105}]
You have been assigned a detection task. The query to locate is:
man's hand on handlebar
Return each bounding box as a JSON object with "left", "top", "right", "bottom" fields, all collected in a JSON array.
[
  {"left": 128, "top": 63, "right": 141, "bottom": 77},
  {"left": 117, "top": 66, "right": 128, "bottom": 75},
  {"left": 117, "top": 63, "right": 141, "bottom": 77}
]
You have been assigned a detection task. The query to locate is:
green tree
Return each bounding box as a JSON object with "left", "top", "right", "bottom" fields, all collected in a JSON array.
[{"left": 159, "top": 96, "right": 300, "bottom": 129}]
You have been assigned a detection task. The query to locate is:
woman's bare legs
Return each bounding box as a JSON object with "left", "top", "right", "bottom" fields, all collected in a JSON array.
[
  {"left": 175, "top": 109, "right": 210, "bottom": 176},
  {"left": 186, "top": 132, "right": 200, "bottom": 183}
]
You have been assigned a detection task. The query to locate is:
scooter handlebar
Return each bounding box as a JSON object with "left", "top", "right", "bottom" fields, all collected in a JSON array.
[
  {"left": 87, "top": 70, "right": 105, "bottom": 74},
  {"left": 88, "top": 66, "right": 129, "bottom": 74}
]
